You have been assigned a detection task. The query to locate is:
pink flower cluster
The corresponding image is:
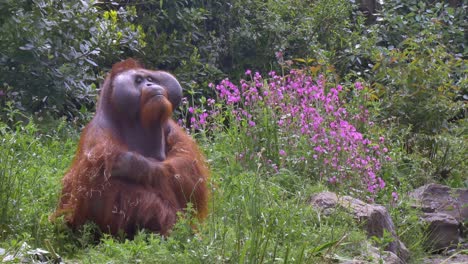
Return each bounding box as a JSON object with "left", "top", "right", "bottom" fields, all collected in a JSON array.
[{"left": 183, "top": 70, "right": 390, "bottom": 195}]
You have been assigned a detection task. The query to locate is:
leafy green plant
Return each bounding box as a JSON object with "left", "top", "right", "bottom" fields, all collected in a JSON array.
[
  {"left": 373, "top": 0, "right": 466, "bottom": 55},
  {"left": 370, "top": 34, "right": 466, "bottom": 186},
  {"left": 0, "top": 0, "right": 145, "bottom": 118},
  {"left": 183, "top": 70, "right": 391, "bottom": 199},
  {"left": 0, "top": 115, "right": 76, "bottom": 245},
  {"left": 1, "top": 1, "right": 466, "bottom": 262},
  {"left": 68, "top": 166, "right": 366, "bottom": 263},
  {"left": 126, "top": 0, "right": 365, "bottom": 91},
  {"left": 370, "top": 229, "right": 395, "bottom": 264},
  {"left": 387, "top": 195, "right": 428, "bottom": 261}
]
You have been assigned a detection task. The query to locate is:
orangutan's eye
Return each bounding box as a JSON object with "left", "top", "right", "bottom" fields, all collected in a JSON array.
[
  {"left": 147, "top": 77, "right": 153, "bottom": 82},
  {"left": 135, "top": 76, "right": 143, "bottom": 84}
]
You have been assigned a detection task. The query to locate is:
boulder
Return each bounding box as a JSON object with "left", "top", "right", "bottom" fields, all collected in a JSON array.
[
  {"left": 409, "top": 184, "right": 467, "bottom": 251},
  {"left": 310, "top": 192, "right": 410, "bottom": 263},
  {"left": 367, "top": 245, "right": 403, "bottom": 264},
  {"left": 423, "top": 212, "right": 460, "bottom": 251},
  {"left": 341, "top": 243, "right": 403, "bottom": 264},
  {"left": 409, "top": 183, "right": 468, "bottom": 223}
]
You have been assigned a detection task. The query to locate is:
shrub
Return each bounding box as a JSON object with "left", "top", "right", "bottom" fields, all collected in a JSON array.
[
  {"left": 339, "top": 0, "right": 468, "bottom": 188},
  {"left": 369, "top": 31, "right": 467, "bottom": 186},
  {"left": 373, "top": 0, "right": 466, "bottom": 55},
  {"left": 183, "top": 69, "right": 390, "bottom": 199},
  {"left": 0, "top": 0, "right": 145, "bottom": 118},
  {"left": 0, "top": 0, "right": 368, "bottom": 118}
]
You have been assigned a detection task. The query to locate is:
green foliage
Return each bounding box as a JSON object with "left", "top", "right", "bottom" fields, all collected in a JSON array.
[
  {"left": 69, "top": 169, "right": 367, "bottom": 263},
  {"left": 1, "top": 0, "right": 466, "bottom": 262},
  {"left": 0, "top": 119, "right": 373, "bottom": 263},
  {"left": 370, "top": 229, "right": 395, "bottom": 264},
  {"left": 0, "top": 116, "right": 76, "bottom": 244},
  {"left": 340, "top": 0, "right": 467, "bottom": 81},
  {"left": 388, "top": 196, "right": 428, "bottom": 260},
  {"left": 373, "top": 0, "right": 466, "bottom": 55},
  {"left": 309, "top": 0, "right": 468, "bottom": 189},
  {"left": 116, "top": 0, "right": 362, "bottom": 92},
  {"left": 372, "top": 40, "right": 464, "bottom": 135},
  {"left": 366, "top": 1, "right": 467, "bottom": 187},
  {"left": 0, "top": 0, "right": 145, "bottom": 118},
  {"left": 214, "top": 0, "right": 358, "bottom": 77},
  {"left": 123, "top": 0, "right": 223, "bottom": 93}
]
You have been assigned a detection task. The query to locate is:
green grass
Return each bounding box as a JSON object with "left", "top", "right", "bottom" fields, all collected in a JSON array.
[
  {"left": 0, "top": 120, "right": 75, "bottom": 244},
  {"left": 0, "top": 119, "right": 375, "bottom": 263},
  {"left": 0, "top": 116, "right": 438, "bottom": 263}
]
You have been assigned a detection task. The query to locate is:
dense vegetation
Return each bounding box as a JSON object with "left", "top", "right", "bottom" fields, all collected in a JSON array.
[{"left": 0, "top": 0, "right": 466, "bottom": 263}]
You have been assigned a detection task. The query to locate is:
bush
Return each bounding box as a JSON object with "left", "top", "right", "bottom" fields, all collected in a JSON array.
[
  {"left": 373, "top": 0, "right": 466, "bottom": 55},
  {"left": 0, "top": 0, "right": 368, "bottom": 118},
  {"left": 217, "top": 0, "right": 361, "bottom": 78},
  {"left": 183, "top": 69, "right": 390, "bottom": 199},
  {"left": 120, "top": 0, "right": 363, "bottom": 93},
  {"left": 0, "top": 0, "right": 145, "bottom": 118},
  {"left": 303, "top": 0, "right": 468, "bottom": 182},
  {"left": 333, "top": 0, "right": 468, "bottom": 188}
]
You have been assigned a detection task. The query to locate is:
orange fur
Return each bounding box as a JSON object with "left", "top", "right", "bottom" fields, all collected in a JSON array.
[{"left": 51, "top": 59, "right": 209, "bottom": 237}]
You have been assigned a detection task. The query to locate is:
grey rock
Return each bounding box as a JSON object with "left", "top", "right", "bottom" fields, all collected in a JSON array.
[
  {"left": 423, "top": 212, "right": 460, "bottom": 251},
  {"left": 409, "top": 183, "right": 468, "bottom": 223},
  {"left": 310, "top": 192, "right": 410, "bottom": 263},
  {"left": 340, "top": 243, "right": 403, "bottom": 264},
  {"left": 409, "top": 183, "right": 467, "bottom": 251}
]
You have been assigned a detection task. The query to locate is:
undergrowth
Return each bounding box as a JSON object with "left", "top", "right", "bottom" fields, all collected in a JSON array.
[
  {"left": 0, "top": 70, "right": 432, "bottom": 263},
  {"left": 0, "top": 116, "right": 374, "bottom": 263}
]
